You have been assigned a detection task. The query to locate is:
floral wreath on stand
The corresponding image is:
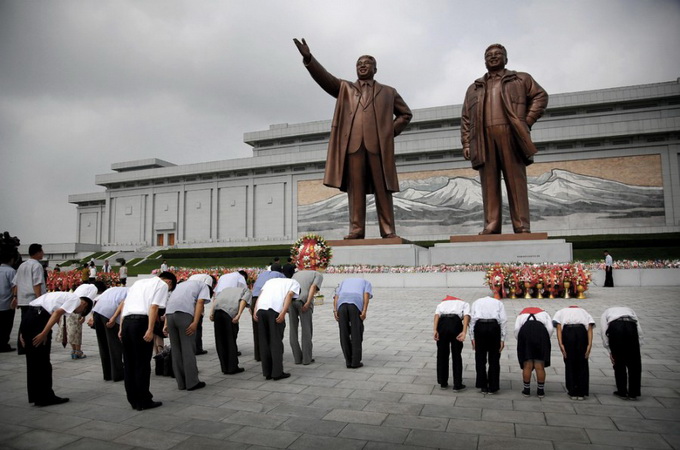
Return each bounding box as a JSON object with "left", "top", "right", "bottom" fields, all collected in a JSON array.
[{"left": 290, "top": 234, "right": 333, "bottom": 270}]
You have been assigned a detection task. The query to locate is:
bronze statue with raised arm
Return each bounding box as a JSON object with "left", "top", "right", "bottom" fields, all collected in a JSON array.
[
  {"left": 294, "top": 38, "right": 412, "bottom": 239},
  {"left": 461, "top": 44, "right": 548, "bottom": 235}
]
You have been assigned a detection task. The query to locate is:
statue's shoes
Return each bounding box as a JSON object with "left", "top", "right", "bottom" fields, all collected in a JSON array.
[
  {"left": 478, "top": 229, "right": 500, "bottom": 235},
  {"left": 343, "top": 233, "right": 364, "bottom": 240}
]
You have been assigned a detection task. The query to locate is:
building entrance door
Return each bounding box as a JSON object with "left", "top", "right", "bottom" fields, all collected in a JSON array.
[
  {"left": 168, "top": 233, "right": 175, "bottom": 246},
  {"left": 156, "top": 234, "right": 164, "bottom": 246}
]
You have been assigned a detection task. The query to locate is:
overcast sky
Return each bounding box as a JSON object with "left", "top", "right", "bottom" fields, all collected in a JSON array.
[{"left": 1, "top": 0, "right": 679, "bottom": 246}]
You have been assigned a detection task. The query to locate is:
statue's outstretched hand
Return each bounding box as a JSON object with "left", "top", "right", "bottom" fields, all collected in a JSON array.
[{"left": 293, "top": 38, "right": 311, "bottom": 62}]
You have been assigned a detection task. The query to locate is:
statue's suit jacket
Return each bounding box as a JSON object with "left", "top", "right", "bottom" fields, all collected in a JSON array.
[{"left": 304, "top": 56, "right": 412, "bottom": 193}]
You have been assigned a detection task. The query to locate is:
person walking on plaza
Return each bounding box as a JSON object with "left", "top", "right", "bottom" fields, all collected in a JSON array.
[
  {"left": 433, "top": 295, "right": 470, "bottom": 392},
  {"left": 13, "top": 244, "right": 46, "bottom": 354},
  {"left": 469, "top": 295, "right": 506, "bottom": 394},
  {"left": 603, "top": 250, "right": 614, "bottom": 287},
  {"left": 334, "top": 278, "right": 372, "bottom": 369},
  {"left": 211, "top": 274, "right": 251, "bottom": 374},
  {"left": 160, "top": 260, "right": 169, "bottom": 272},
  {"left": 553, "top": 305, "right": 595, "bottom": 400},
  {"left": 253, "top": 277, "right": 300, "bottom": 380},
  {"left": 119, "top": 272, "right": 176, "bottom": 410},
  {"left": 164, "top": 275, "right": 214, "bottom": 391},
  {"left": 88, "top": 261, "right": 97, "bottom": 283},
  {"left": 290, "top": 270, "right": 323, "bottom": 365},
  {"left": 601, "top": 306, "right": 643, "bottom": 400},
  {"left": 515, "top": 307, "right": 553, "bottom": 398},
  {"left": 91, "top": 286, "right": 128, "bottom": 381},
  {"left": 250, "top": 270, "right": 286, "bottom": 361},
  {"left": 20, "top": 287, "right": 95, "bottom": 406},
  {"left": 102, "top": 260, "right": 112, "bottom": 273}
]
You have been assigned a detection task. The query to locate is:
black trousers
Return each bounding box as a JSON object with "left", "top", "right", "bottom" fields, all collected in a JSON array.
[
  {"left": 0, "top": 308, "right": 15, "bottom": 351},
  {"left": 21, "top": 307, "right": 57, "bottom": 404},
  {"left": 214, "top": 310, "right": 240, "bottom": 373},
  {"left": 93, "top": 312, "right": 124, "bottom": 381},
  {"left": 338, "top": 303, "right": 364, "bottom": 367},
  {"left": 122, "top": 316, "right": 155, "bottom": 408},
  {"left": 436, "top": 316, "right": 464, "bottom": 387},
  {"left": 562, "top": 325, "right": 589, "bottom": 396},
  {"left": 17, "top": 305, "right": 28, "bottom": 354},
  {"left": 608, "top": 320, "right": 641, "bottom": 397},
  {"left": 604, "top": 267, "right": 614, "bottom": 287},
  {"left": 474, "top": 321, "right": 501, "bottom": 392},
  {"left": 257, "top": 308, "right": 285, "bottom": 378},
  {"left": 250, "top": 297, "right": 260, "bottom": 361}
]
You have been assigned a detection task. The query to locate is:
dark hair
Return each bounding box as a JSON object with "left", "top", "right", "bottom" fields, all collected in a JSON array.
[
  {"left": 274, "top": 257, "right": 280, "bottom": 262},
  {"left": 287, "top": 257, "right": 292, "bottom": 263},
  {"left": 159, "top": 271, "right": 177, "bottom": 291},
  {"left": 93, "top": 281, "right": 107, "bottom": 293},
  {"left": 79, "top": 297, "right": 94, "bottom": 316},
  {"left": 28, "top": 243, "right": 43, "bottom": 256},
  {"left": 238, "top": 270, "right": 248, "bottom": 280}
]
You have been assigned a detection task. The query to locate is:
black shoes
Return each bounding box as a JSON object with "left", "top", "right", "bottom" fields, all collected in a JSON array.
[
  {"left": 613, "top": 391, "right": 628, "bottom": 400},
  {"left": 537, "top": 388, "right": 545, "bottom": 398},
  {"left": 136, "top": 401, "right": 162, "bottom": 411},
  {"left": 187, "top": 382, "right": 206, "bottom": 391},
  {"left": 195, "top": 350, "right": 208, "bottom": 355},
  {"left": 225, "top": 368, "right": 245, "bottom": 375},
  {"left": 349, "top": 363, "right": 364, "bottom": 369},
  {"left": 452, "top": 385, "right": 467, "bottom": 393},
  {"left": 272, "top": 373, "right": 291, "bottom": 380},
  {"left": 34, "top": 396, "right": 69, "bottom": 407},
  {"left": 522, "top": 388, "right": 530, "bottom": 397}
]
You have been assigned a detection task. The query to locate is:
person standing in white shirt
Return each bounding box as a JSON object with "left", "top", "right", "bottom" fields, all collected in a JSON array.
[
  {"left": 469, "top": 296, "right": 507, "bottom": 394},
  {"left": 603, "top": 250, "right": 614, "bottom": 287},
  {"left": 20, "top": 288, "right": 95, "bottom": 406},
  {"left": 119, "top": 272, "right": 177, "bottom": 411},
  {"left": 515, "top": 307, "right": 553, "bottom": 398},
  {"left": 12, "top": 243, "right": 46, "bottom": 354},
  {"left": 601, "top": 306, "right": 643, "bottom": 400},
  {"left": 553, "top": 306, "right": 595, "bottom": 400},
  {"left": 433, "top": 295, "right": 470, "bottom": 392},
  {"left": 253, "top": 277, "right": 300, "bottom": 380}
]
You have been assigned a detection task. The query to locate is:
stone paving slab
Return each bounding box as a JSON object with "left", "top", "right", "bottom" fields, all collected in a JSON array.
[{"left": 0, "top": 286, "right": 679, "bottom": 449}]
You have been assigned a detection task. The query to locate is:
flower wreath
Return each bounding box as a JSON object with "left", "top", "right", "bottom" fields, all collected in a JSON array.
[{"left": 290, "top": 234, "right": 333, "bottom": 270}]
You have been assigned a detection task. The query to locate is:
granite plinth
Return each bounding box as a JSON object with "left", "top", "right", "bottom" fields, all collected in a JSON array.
[
  {"left": 327, "top": 237, "right": 411, "bottom": 247},
  {"left": 329, "top": 244, "right": 427, "bottom": 266},
  {"left": 450, "top": 232, "right": 548, "bottom": 242},
  {"left": 431, "top": 238, "right": 572, "bottom": 264}
]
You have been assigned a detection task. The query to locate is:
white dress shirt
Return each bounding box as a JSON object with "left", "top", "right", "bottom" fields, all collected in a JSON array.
[
  {"left": 92, "top": 287, "right": 128, "bottom": 322},
  {"left": 215, "top": 272, "right": 247, "bottom": 293},
  {"left": 600, "top": 306, "right": 643, "bottom": 349},
  {"left": 469, "top": 296, "right": 507, "bottom": 340},
  {"left": 434, "top": 298, "right": 470, "bottom": 318},
  {"left": 256, "top": 278, "right": 300, "bottom": 313},
  {"left": 122, "top": 277, "right": 169, "bottom": 317},
  {"left": 553, "top": 306, "right": 595, "bottom": 329},
  {"left": 30, "top": 292, "right": 81, "bottom": 315}
]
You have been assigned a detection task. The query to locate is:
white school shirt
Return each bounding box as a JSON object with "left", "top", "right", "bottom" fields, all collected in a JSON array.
[
  {"left": 434, "top": 297, "right": 470, "bottom": 319},
  {"left": 514, "top": 307, "right": 554, "bottom": 339},
  {"left": 215, "top": 272, "right": 247, "bottom": 293},
  {"left": 30, "top": 292, "right": 81, "bottom": 315},
  {"left": 256, "top": 278, "right": 300, "bottom": 313},
  {"left": 121, "top": 277, "right": 169, "bottom": 317},
  {"left": 469, "top": 296, "right": 507, "bottom": 341},
  {"left": 552, "top": 306, "right": 595, "bottom": 329},
  {"left": 600, "top": 306, "right": 643, "bottom": 350},
  {"left": 92, "top": 287, "right": 128, "bottom": 322}
]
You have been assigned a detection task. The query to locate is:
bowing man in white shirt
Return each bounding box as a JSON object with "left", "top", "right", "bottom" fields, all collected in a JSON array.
[
  {"left": 91, "top": 286, "right": 128, "bottom": 382},
  {"left": 20, "top": 285, "right": 96, "bottom": 406},
  {"left": 119, "top": 272, "right": 177, "bottom": 411},
  {"left": 553, "top": 305, "right": 595, "bottom": 400},
  {"left": 601, "top": 306, "right": 643, "bottom": 400},
  {"left": 433, "top": 295, "right": 470, "bottom": 392},
  {"left": 253, "top": 277, "right": 300, "bottom": 380},
  {"left": 469, "top": 296, "right": 507, "bottom": 394}
]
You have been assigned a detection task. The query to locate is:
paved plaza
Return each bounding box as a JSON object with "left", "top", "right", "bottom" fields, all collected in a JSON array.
[{"left": 0, "top": 285, "right": 679, "bottom": 449}]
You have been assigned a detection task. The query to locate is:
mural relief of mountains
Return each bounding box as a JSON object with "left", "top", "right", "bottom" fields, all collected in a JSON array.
[{"left": 298, "top": 169, "right": 665, "bottom": 238}]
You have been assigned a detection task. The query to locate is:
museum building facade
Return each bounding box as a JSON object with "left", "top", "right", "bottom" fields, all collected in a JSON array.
[{"left": 69, "top": 79, "right": 680, "bottom": 250}]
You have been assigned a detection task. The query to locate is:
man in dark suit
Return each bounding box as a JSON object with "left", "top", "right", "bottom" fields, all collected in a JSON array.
[{"left": 294, "top": 38, "right": 412, "bottom": 239}]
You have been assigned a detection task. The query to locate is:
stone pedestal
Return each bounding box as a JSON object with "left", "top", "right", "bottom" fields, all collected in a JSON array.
[
  {"left": 431, "top": 234, "right": 572, "bottom": 264},
  {"left": 327, "top": 238, "right": 426, "bottom": 266}
]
